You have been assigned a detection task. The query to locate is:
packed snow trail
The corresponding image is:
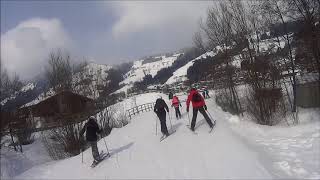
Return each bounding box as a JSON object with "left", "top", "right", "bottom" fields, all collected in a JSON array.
[{"left": 16, "top": 97, "right": 272, "bottom": 179}]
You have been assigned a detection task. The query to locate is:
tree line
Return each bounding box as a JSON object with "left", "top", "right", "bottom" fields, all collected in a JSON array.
[{"left": 188, "top": 0, "right": 319, "bottom": 125}]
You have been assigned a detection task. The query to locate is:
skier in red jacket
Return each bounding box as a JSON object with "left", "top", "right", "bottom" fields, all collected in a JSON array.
[
  {"left": 171, "top": 95, "right": 182, "bottom": 119},
  {"left": 186, "top": 88, "right": 214, "bottom": 132}
]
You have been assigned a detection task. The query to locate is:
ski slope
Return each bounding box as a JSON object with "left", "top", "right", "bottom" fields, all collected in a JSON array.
[{"left": 15, "top": 95, "right": 272, "bottom": 179}]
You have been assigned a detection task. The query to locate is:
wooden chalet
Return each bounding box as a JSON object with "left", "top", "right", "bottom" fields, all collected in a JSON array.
[{"left": 3, "top": 91, "right": 101, "bottom": 134}]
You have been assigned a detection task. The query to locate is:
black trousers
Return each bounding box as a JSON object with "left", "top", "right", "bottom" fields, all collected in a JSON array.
[
  {"left": 191, "top": 106, "right": 213, "bottom": 131},
  {"left": 175, "top": 107, "right": 181, "bottom": 119},
  {"left": 157, "top": 112, "right": 169, "bottom": 135}
]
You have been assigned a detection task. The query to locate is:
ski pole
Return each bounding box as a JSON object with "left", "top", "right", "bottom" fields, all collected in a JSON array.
[
  {"left": 206, "top": 109, "right": 215, "bottom": 122},
  {"left": 102, "top": 134, "right": 110, "bottom": 155},
  {"left": 168, "top": 112, "right": 173, "bottom": 131},
  {"left": 155, "top": 115, "right": 158, "bottom": 135},
  {"left": 81, "top": 149, "right": 83, "bottom": 163}
]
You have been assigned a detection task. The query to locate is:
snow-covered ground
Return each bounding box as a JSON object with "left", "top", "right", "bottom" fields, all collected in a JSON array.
[
  {"left": 1, "top": 136, "right": 51, "bottom": 179},
  {"left": 228, "top": 108, "right": 320, "bottom": 179},
  {"left": 121, "top": 54, "right": 181, "bottom": 86},
  {"left": 165, "top": 51, "right": 216, "bottom": 85},
  {"left": 2, "top": 91, "right": 319, "bottom": 179}
]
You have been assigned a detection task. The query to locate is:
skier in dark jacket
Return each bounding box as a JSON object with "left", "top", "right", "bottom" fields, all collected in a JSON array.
[
  {"left": 186, "top": 88, "right": 214, "bottom": 132},
  {"left": 154, "top": 97, "right": 170, "bottom": 137},
  {"left": 80, "top": 116, "right": 102, "bottom": 162},
  {"left": 168, "top": 92, "right": 173, "bottom": 100}
]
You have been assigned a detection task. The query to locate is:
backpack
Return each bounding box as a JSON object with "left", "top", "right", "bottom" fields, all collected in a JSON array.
[
  {"left": 192, "top": 92, "right": 202, "bottom": 102},
  {"left": 172, "top": 96, "right": 179, "bottom": 104},
  {"left": 156, "top": 99, "right": 165, "bottom": 109}
]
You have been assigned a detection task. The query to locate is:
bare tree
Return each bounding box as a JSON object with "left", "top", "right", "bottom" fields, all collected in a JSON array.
[
  {"left": 288, "top": 0, "right": 320, "bottom": 77},
  {"left": 201, "top": 1, "right": 242, "bottom": 114},
  {"left": 193, "top": 30, "right": 206, "bottom": 53},
  {"left": 0, "top": 59, "right": 24, "bottom": 100},
  {"left": 45, "top": 49, "right": 73, "bottom": 92}
]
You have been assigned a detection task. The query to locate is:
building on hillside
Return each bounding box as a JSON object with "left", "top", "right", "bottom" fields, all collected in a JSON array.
[
  {"left": 5, "top": 91, "right": 100, "bottom": 133},
  {"left": 296, "top": 73, "right": 320, "bottom": 108}
]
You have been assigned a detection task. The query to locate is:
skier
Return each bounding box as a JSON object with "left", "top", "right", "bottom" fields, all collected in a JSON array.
[
  {"left": 186, "top": 88, "right": 214, "bottom": 132},
  {"left": 202, "top": 89, "right": 206, "bottom": 99},
  {"left": 205, "top": 88, "right": 210, "bottom": 98},
  {"left": 171, "top": 95, "right": 182, "bottom": 119},
  {"left": 154, "top": 97, "right": 170, "bottom": 137},
  {"left": 80, "top": 116, "right": 102, "bottom": 163},
  {"left": 168, "top": 91, "right": 173, "bottom": 100}
]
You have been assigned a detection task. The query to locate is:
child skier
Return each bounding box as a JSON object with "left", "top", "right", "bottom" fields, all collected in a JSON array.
[
  {"left": 80, "top": 116, "right": 102, "bottom": 163},
  {"left": 186, "top": 88, "right": 214, "bottom": 132},
  {"left": 154, "top": 97, "right": 170, "bottom": 137},
  {"left": 171, "top": 95, "right": 182, "bottom": 119}
]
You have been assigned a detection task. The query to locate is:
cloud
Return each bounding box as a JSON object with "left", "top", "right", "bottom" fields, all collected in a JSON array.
[
  {"left": 111, "top": 1, "right": 211, "bottom": 39},
  {"left": 1, "top": 18, "right": 72, "bottom": 80}
]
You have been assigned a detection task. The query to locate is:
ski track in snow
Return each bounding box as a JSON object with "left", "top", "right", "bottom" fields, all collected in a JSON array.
[{"left": 14, "top": 95, "right": 272, "bottom": 179}]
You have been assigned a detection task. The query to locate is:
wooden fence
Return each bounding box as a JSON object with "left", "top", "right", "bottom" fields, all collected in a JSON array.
[
  {"left": 126, "top": 99, "right": 189, "bottom": 119},
  {"left": 126, "top": 102, "right": 156, "bottom": 119}
]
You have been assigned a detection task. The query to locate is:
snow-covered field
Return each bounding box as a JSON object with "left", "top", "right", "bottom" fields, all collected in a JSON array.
[{"left": 2, "top": 91, "right": 319, "bottom": 179}]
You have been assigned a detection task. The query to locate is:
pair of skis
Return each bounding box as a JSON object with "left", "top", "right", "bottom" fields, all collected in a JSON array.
[
  {"left": 187, "top": 119, "right": 216, "bottom": 134},
  {"left": 90, "top": 151, "right": 111, "bottom": 168},
  {"left": 159, "top": 130, "right": 176, "bottom": 142}
]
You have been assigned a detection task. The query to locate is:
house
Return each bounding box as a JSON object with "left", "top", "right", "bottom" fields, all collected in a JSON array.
[
  {"left": 296, "top": 73, "right": 320, "bottom": 108},
  {"left": 9, "top": 91, "right": 99, "bottom": 131}
]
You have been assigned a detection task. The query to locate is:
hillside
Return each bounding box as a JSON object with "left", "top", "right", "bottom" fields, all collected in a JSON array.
[
  {"left": 121, "top": 53, "right": 181, "bottom": 85},
  {"left": 165, "top": 51, "right": 216, "bottom": 85}
]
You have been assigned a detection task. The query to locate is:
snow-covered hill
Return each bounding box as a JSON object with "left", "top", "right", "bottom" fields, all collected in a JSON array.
[
  {"left": 121, "top": 53, "right": 181, "bottom": 85},
  {"left": 4, "top": 92, "right": 319, "bottom": 179},
  {"left": 165, "top": 51, "right": 216, "bottom": 85},
  {"left": 0, "top": 80, "right": 48, "bottom": 111}
]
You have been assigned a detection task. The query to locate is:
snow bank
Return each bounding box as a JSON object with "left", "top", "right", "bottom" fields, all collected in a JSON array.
[{"left": 227, "top": 107, "right": 320, "bottom": 179}]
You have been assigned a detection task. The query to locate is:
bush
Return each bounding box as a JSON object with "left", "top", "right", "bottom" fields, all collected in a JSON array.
[
  {"left": 215, "top": 88, "right": 242, "bottom": 115},
  {"left": 42, "top": 122, "right": 86, "bottom": 159},
  {"left": 245, "top": 87, "right": 286, "bottom": 125},
  {"left": 15, "top": 117, "right": 35, "bottom": 145}
]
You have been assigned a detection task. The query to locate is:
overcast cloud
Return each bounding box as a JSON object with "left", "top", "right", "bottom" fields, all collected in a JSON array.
[
  {"left": 1, "top": 18, "right": 72, "bottom": 80},
  {"left": 1, "top": 1, "right": 212, "bottom": 80}
]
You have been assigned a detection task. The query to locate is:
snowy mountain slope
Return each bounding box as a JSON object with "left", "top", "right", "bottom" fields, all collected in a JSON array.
[
  {"left": 121, "top": 53, "right": 181, "bottom": 85},
  {"left": 0, "top": 80, "right": 48, "bottom": 112},
  {"left": 165, "top": 51, "right": 216, "bottom": 85},
  {"left": 0, "top": 83, "right": 36, "bottom": 106},
  {"left": 15, "top": 93, "right": 273, "bottom": 179}
]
